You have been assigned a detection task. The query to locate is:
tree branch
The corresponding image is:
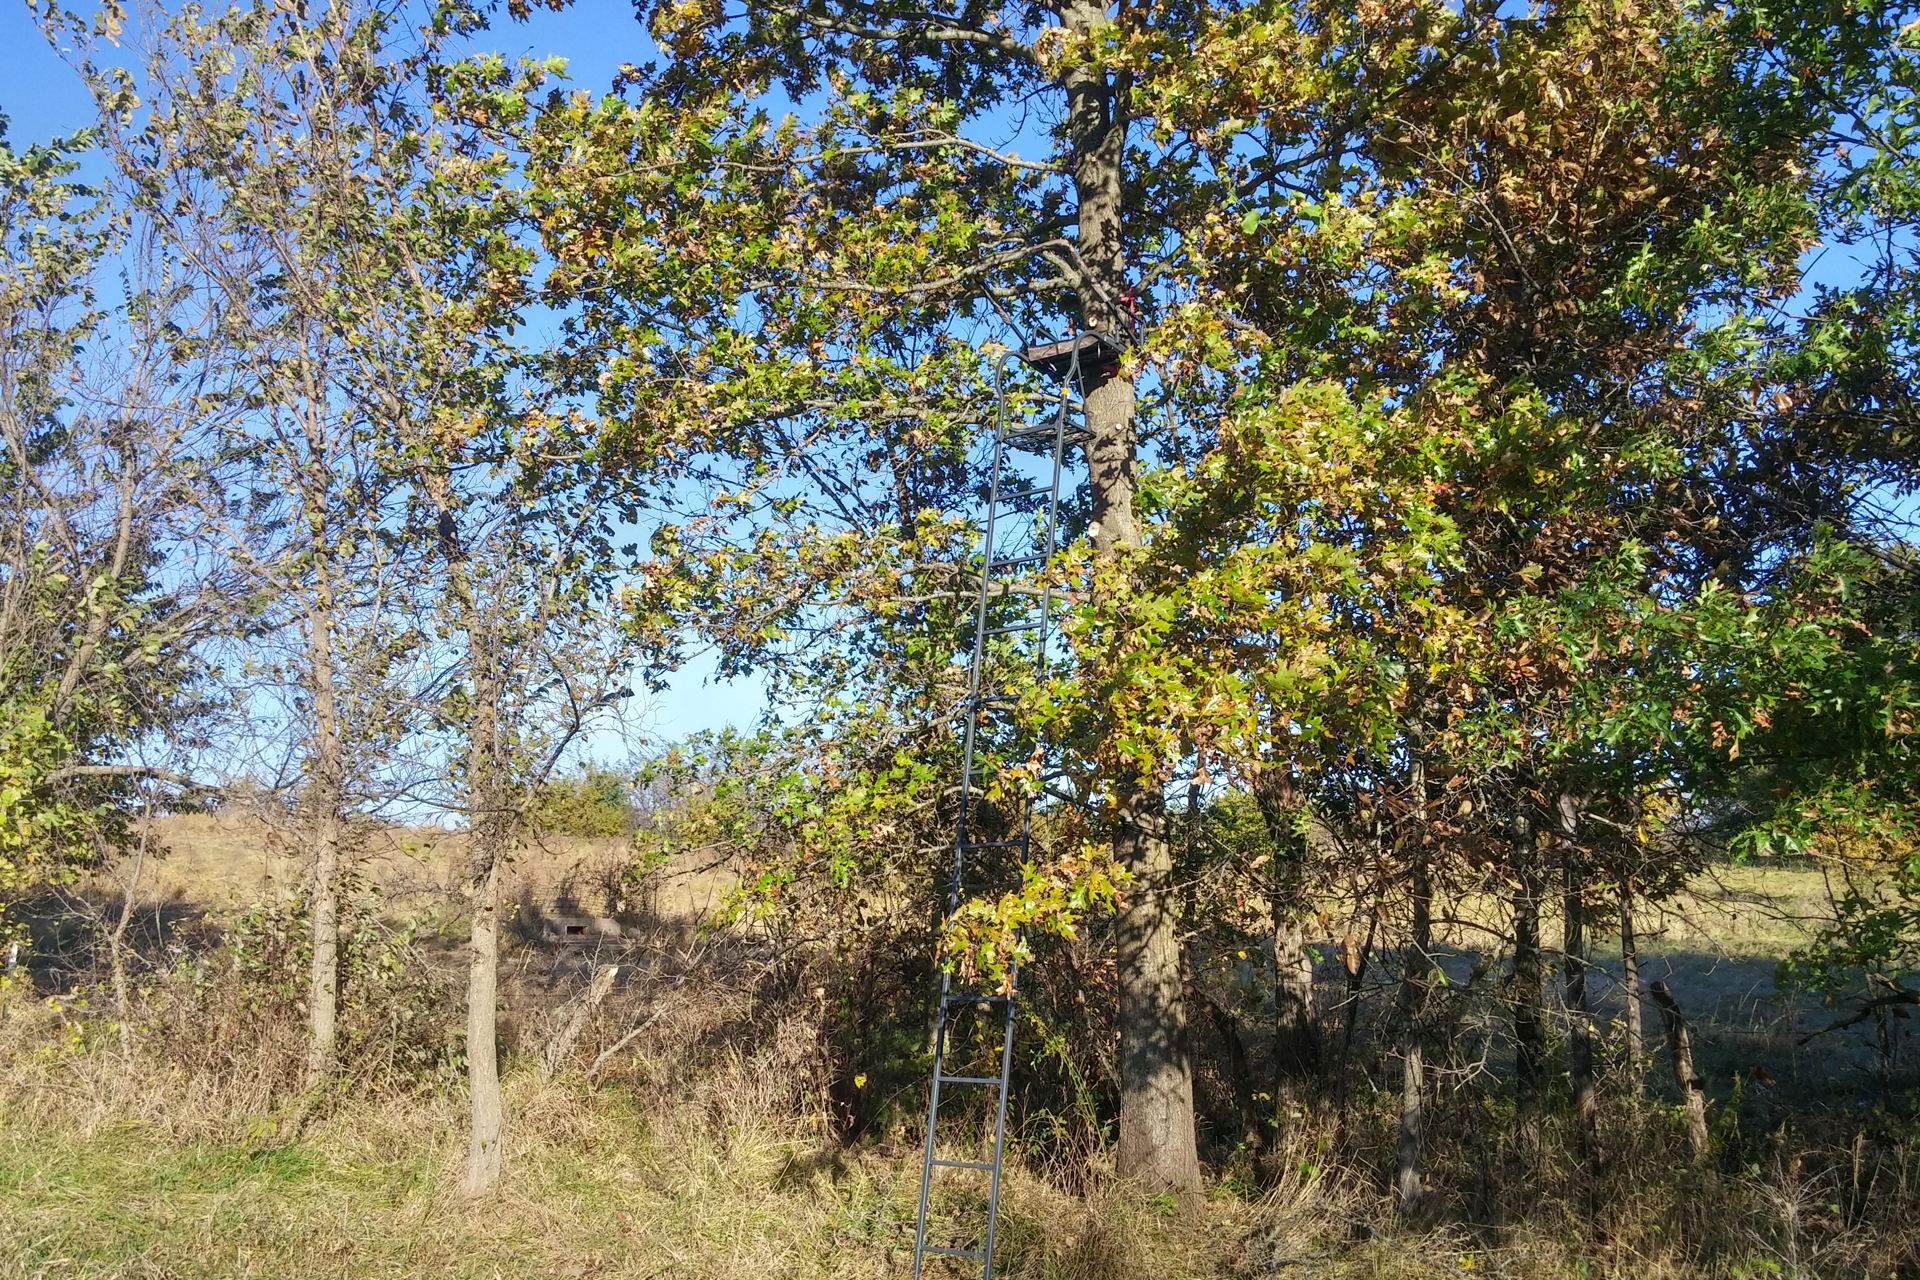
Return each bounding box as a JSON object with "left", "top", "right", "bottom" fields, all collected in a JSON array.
[
  {"left": 1798, "top": 987, "right": 1920, "bottom": 1045},
  {"left": 46, "top": 763, "right": 216, "bottom": 791},
  {"left": 763, "top": 3, "right": 1041, "bottom": 66}
]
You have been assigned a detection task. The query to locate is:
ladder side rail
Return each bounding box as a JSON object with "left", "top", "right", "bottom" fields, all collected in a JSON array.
[
  {"left": 1035, "top": 342, "right": 1081, "bottom": 679},
  {"left": 919, "top": 343, "right": 1084, "bottom": 1280},
  {"left": 1015, "top": 343, "right": 1077, "bottom": 876},
  {"left": 949, "top": 354, "right": 1011, "bottom": 916},
  {"left": 913, "top": 990, "right": 959, "bottom": 1275},
  {"left": 917, "top": 351, "right": 1018, "bottom": 1279},
  {"left": 978, "top": 343, "right": 1080, "bottom": 1278},
  {"left": 981, "top": 964, "right": 1020, "bottom": 1280},
  {"left": 964, "top": 354, "right": 1013, "bottom": 707}
]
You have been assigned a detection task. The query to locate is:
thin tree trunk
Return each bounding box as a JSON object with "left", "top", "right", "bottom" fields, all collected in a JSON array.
[
  {"left": 1396, "top": 729, "right": 1432, "bottom": 1218},
  {"left": 49, "top": 464, "right": 137, "bottom": 723},
  {"left": 1200, "top": 989, "right": 1260, "bottom": 1153},
  {"left": 108, "top": 789, "right": 156, "bottom": 1059},
  {"left": 433, "top": 474, "right": 512, "bottom": 1197},
  {"left": 463, "top": 842, "right": 504, "bottom": 1193},
  {"left": 1336, "top": 907, "right": 1377, "bottom": 1116},
  {"left": 302, "top": 518, "right": 344, "bottom": 1085},
  {"left": 1113, "top": 789, "right": 1201, "bottom": 1193},
  {"left": 1511, "top": 811, "right": 1546, "bottom": 1155},
  {"left": 1650, "top": 981, "right": 1709, "bottom": 1164},
  {"left": 462, "top": 605, "right": 510, "bottom": 1197},
  {"left": 1621, "top": 877, "right": 1643, "bottom": 1099},
  {"left": 1558, "top": 794, "right": 1595, "bottom": 1159}
]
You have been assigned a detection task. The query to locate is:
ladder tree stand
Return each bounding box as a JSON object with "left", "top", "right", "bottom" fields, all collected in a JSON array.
[{"left": 911, "top": 331, "right": 1118, "bottom": 1279}]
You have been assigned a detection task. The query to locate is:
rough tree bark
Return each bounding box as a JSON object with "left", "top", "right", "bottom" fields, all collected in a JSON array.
[
  {"left": 1060, "top": 0, "right": 1198, "bottom": 1194},
  {"left": 463, "top": 841, "right": 504, "bottom": 1193},
  {"left": 427, "top": 478, "right": 512, "bottom": 1197},
  {"left": 1558, "top": 794, "right": 1596, "bottom": 1159},
  {"left": 1112, "top": 790, "right": 1201, "bottom": 1192},
  {"left": 1395, "top": 723, "right": 1432, "bottom": 1218}
]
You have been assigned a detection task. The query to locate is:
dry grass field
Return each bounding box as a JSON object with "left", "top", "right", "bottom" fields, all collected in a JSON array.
[
  {"left": 3, "top": 819, "right": 1916, "bottom": 1280},
  {"left": 131, "top": 813, "right": 738, "bottom": 920}
]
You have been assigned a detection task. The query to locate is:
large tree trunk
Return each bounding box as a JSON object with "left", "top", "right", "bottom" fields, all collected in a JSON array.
[
  {"left": 1558, "top": 795, "right": 1596, "bottom": 1159},
  {"left": 1395, "top": 728, "right": 1432, "bottom": 1218},
  {"left": 1271, "top": 892, "right": 1320, "bottom": 1086},
  {"left": 1060, "top": 0, "right": 1197, "bottom": 1194},
  {"left": 1113, "top": 790, "right": 1201, "bottom": 1192},
  {"left": 1621, "top": 877, "right": 1644, "bottom": 1099},
  {"left": 1510, "top": 812, "right": 1546, "bottom": 1155}
]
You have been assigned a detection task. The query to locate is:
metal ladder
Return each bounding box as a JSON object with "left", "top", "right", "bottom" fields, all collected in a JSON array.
[{"left": 911, "top": 335, "right": 1102, "bottom": 1278}]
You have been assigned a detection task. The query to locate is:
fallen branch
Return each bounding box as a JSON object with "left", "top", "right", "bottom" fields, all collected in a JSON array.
[
  {"left": 585, "top": 1001, "right": 682, "bottom": 1086},
  {"left": 539, "top": 964, "right": 621, "bottom": 1082}
]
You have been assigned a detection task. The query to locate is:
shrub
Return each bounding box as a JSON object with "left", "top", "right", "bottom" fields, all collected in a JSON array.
[
  {"left": 147, "top": 882, "right": 459, "bottom": 1095},
  {"left": 528, "top": 766, "right": 637, "bottom": 839}
]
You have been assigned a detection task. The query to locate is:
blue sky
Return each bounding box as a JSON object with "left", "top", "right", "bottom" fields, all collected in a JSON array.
[
  {"left": 2, "top": 2, "right": 96, "bottom": 144},
  {"left": 1, "top": 1, "right": 654, "bottom": 146},
  {"left": 2, "top": 2, "right": 773, "bottom": 749}
]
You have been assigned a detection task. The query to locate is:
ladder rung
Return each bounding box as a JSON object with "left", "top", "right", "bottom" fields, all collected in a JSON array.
[
  {"left": 923, "top": 1247, "right": 985, "bottom": 1259},
  {"left": 989, "top": 554, "right": 1046, "bottom": 571},
  {"left": 938, "top": 1074, "right": 1004, "bottom": 1085},
  {"left": 931, "top": 1159, "right": 995, "bottom": 1170},
  {"left": 959, "top": 840, "right": 1025, "bottom": 849},
  {"left": 997, "top": 485, "right": 1048, "bottom": 501},
  {"left": 985, "top": 621, "right": 1039, "bottom": 636},
  {"left": 943, "top": 991, "right": 1013, "bottom": 1004}
]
